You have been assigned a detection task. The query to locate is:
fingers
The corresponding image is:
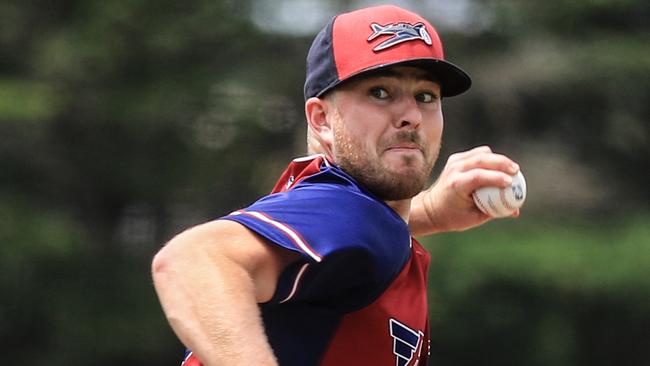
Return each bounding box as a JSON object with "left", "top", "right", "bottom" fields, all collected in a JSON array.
[
  {"left": 436, "top": 146, "right": 523, "bottom": 199},
  {"left": 446, "top": 145, "right": 492, "bottom": 162},
  {"left": 451, "top": 168, "right": 514, "bottom": 193},
  {"left": 447, "top": 145, "right": 519, "bottom": 175}
]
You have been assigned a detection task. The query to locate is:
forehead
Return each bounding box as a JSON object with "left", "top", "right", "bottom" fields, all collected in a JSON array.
[
  {"left": 333, "top": 66, "right": 440, "bottom": 92},
  {"left": 356, "top": 66, "right": 439, "bottom": 82}
]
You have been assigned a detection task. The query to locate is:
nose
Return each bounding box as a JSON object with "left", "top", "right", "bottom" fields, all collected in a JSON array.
[{"left": 394, "top": 95, "right": 422, "bottom": 130}]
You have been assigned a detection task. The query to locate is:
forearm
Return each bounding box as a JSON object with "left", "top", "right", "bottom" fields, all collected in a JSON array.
[{"left": 152, "top": 237, "right": 278, "bottom": 366}]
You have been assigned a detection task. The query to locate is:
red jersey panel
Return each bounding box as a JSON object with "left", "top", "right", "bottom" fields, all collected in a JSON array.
[{"left": 320, "top": 239, "right": 430, "bottom": 366}]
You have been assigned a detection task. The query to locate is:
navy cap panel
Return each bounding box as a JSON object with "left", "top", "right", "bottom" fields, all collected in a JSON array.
[{"left": 304, "top": 16, "right": 339, "bottom": 100}]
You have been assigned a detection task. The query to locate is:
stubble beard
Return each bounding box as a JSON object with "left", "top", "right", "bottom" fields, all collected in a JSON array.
[{"left": 332, "top": 124, "right": 439, "bottom": 201}]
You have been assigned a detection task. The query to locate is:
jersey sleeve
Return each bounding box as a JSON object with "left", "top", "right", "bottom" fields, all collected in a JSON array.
[{"left": 220, "top": 177, "right": 412, "bottom": 310}]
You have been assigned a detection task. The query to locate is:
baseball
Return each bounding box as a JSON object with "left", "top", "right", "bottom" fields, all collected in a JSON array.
[{"left": 472, "top": 170, "right": 527, "bottom": 218}]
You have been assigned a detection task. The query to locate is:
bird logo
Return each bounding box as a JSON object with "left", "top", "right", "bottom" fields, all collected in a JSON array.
[{"left": 367, "top": 22, "right": 432, "bottom": 51}]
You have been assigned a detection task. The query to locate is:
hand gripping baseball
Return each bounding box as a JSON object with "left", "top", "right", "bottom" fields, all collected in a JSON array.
[{"left": 411, "top": 146, "right": 522, "bottom": 235}]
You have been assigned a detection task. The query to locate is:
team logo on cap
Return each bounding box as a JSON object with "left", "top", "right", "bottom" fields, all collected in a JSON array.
[{"left": 367, "top": 22, "right": 432, "bottom": 51}]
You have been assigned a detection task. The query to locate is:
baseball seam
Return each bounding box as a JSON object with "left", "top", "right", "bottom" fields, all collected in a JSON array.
[
  {"left": 500, "top": 188, "right": 516, "bottom": 211},
  {"left": 486, "top": 195, "right": 502, "bottom": 216},
  {"left": 473, "top": 192, "right": 491, "bottom": 216}
]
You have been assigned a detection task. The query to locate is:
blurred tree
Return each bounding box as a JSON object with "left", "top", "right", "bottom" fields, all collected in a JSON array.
[
  {"left": 0, "top": 0, "right": 648, "bottom": 365},
  {"left": 1, "top": 0, "right": 306, "bottom": 364},
  {"left": 436, "top": 0, "right": 650, "bottom": 214}
]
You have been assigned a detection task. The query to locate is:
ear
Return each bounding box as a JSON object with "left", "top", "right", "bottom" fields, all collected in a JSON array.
[{"left": 305, "top": 97, "right": 335, "bottom": 154}]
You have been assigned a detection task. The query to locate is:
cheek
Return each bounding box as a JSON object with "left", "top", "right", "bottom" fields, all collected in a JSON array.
[
  {"left": 432, "top": 120, "right": 443, "bottom": 140},
  {"left": 343, "top": 112, "right": 384, "bottom": 148},
  {"left": 424, "top": 111, "right": 444, "bottom": 139},
  {"left": 422, "top": 113, "right": 443, "bottom": 160},
  {"left": 333, "top": 121, "right": 364, "bottom": 158}
]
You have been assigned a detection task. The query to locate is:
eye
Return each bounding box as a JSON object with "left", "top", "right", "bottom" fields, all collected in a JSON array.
[
  {"left": 415, "top": 91, "right": 437, "bottom": 103},
  {"left": 369, "top": 87, "right": 390, "bottom": 100}
]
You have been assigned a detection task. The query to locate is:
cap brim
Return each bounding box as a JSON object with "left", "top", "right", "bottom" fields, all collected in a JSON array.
[
  {"left": 398, "top": 58, "right": 472, "bottom": 97},
  {"left": 317, "top": 58, "right": 472, "bottom": 98}
]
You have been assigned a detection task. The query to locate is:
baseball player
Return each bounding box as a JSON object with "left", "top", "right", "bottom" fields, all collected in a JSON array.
[{"left": 152, "top": 5, "right": 520, "bottom": 366}]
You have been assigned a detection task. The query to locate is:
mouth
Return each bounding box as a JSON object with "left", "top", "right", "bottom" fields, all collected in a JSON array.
[
  {"left": 381, "top": 131, "right": 427, "bottom": 159},
  {"left": 387, "top": 144, "right": 419, "bottom": 149},
  {"left": 385, "top": 143, "right": 423, "bottom": 154}
]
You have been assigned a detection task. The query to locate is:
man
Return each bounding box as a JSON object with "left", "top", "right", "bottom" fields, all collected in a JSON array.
[{"left": 152, "top": 5, "right": 521, "bottom": 366}]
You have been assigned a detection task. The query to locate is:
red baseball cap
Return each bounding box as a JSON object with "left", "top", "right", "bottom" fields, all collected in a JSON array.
[{"left": 304, "top": 5, "right": 472, "bottom": 100}]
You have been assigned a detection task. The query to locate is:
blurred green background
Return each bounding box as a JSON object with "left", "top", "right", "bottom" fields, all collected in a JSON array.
[{"left": 1, "top": 0, "right": 648, "bottom": 365}]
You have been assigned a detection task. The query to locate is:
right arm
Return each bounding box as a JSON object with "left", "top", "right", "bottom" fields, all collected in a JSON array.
[{"left": 151, "top": 219, "right": 299, "bottom": 366}]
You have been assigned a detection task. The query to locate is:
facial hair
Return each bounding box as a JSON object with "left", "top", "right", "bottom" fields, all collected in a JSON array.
[{"left": 332, "top": 122, "right": 439, "bottom": 201}]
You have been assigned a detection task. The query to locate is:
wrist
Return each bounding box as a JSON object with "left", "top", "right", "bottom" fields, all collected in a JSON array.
[
  {"left": 408, "top": 190, "right": 442, "bottom": 237},
  {"left": 421, "top": 190, "right": 442, "bottom": 234}
]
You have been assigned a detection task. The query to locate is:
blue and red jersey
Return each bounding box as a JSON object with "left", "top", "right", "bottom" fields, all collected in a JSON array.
[{"left": 183, "top": 155, "right": 431, "bottom": 366}]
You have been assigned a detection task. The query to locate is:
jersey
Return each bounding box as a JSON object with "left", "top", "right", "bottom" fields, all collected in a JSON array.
[{"left": 182, "top": 155, "right": 431, "bottom": 366}]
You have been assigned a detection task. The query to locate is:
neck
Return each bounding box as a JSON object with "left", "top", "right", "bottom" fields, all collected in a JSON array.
[{"left": 385, "top": 199, "right": 412, "bottom": 224}]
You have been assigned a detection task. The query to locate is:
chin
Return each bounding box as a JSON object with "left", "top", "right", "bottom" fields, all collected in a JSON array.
[
  {"left": 381, "top": 169, "right": 429, "bottom": 199},
  {"left": 373, "top": 179, "right": 425, "bottom": 201},
  {"left": 388, "top": 161, "right": 427, "bottom": 178}
]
